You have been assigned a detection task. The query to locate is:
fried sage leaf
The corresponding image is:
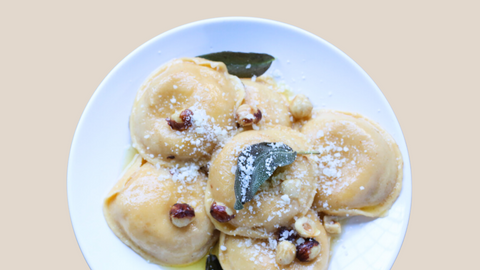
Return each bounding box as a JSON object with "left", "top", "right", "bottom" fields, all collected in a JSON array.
[
  {"left": 206, "top": 254, "right": 223, "bottom": 270},
  {"left": 234, "top": 142, "right": 297, "bottom": 210},
  {"left": 197, "top": 51, "right": 275, "bottom": 78}
]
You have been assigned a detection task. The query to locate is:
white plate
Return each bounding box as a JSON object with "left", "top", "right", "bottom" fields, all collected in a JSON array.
[{"left": 68, "top": 17, "right": 411, "bottom": 270}]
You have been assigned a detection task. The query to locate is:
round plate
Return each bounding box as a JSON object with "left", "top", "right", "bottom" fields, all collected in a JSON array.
[{"left": 68, "top": 17, "right": 411, "bottom": 270}]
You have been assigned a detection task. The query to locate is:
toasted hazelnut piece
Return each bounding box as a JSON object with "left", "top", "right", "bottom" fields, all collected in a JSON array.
[
  {"left": 235, "top": 104, "right": 262, "bottom": 126},
  {"left": 210, "top": 202, "right": 235, "bottom": 223},
  {"left": 281, "top": 179, "right": 302, "bottom": 199},
  {"left": 276, "top": 241, "right": 296, "bottom": 265},
  {"left": 324, "top": 216, "right": 342, "bottom": 235},
  {"left": 199, "top": 165, "right": 209, "bottom": 176},
  {"left": 169, "top": 203, "right": 195, "bottom": 228},
  {"left": 275, "top": 226, "right": 298, "bottom": 242},
  {"left": 171, "top": 110, "right": 183, "bottom": 123},
  {"left": 166, "top": 109, "right": 194, "bottom": 131},
  {"left": 295, "top": 217, "right": 321, "bottom": 238},
  {"left": 296, "top": 238, "right": 321, "bottom": 262},
  {"left": 290, "top": 94, "right": 313, "bottom": 119}
]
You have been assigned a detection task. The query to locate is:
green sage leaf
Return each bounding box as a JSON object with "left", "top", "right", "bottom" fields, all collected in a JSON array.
[
  {"left": 197, "top": 51, "right": 275, "bottom": 78},
  {"left": 234, "top": 142, "right": 297, "bottom": 210},
  {"left": 205, "top": 254, "right": 223, "bottom": 270}
]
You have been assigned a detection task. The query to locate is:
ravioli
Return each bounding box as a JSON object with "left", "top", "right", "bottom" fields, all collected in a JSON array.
[
  {"left": 104, "top": 51, "right": 406, "bottom": 270},
  {"left": 301, "top": 110, "right": 403, "bottom": 217},
  {"left": 103, "top": 155, "right": 219, "bottom": 266},
  {"left": 205, "top": 126, "right": 317, "bottom": 238},
  {"left": 241, "top": 78, "right": 291, "bottom": 128},
  {"left": 218, "top": 211, "right": 330, "bottom": 270},
  {"left": 130, "top": 58, "right": 245, "bottom": 164}
]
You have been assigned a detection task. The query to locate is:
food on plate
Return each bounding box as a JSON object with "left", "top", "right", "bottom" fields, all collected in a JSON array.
[
  {"left": 323, "top": 215, "right": 342, "bottom": 235},
  {"left": 205, "top": 126, "right": 317, "bottom": 238},
  {"left": 103, "top": 155, "right": 218, "bottom": 266},
  {"left": 130, "top": 57, "right": 245, "bottom": 164},
  {"left": 301, "top": 110, "right": 403, "bottom": 217},
  {"left": 103, "top": 51, "right": 403, "bottom": 269},
  {"left": 289, "top": 94, "right": 313, "bottom": 120},
  {"left": 198, "top": 52, "right": 275, "bottom": 78},
  {"left": 240, "top": 78, "right": 292, "bottom": 128},
  {"left": 218, "top": 211, "right": 330, "bottom": 270}
]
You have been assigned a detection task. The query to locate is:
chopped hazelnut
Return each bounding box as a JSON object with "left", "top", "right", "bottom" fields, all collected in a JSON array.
[
  {"left": 169, "top": 203, "right": 195, "bottom": 228},
  {"left": 275, "top": 226, "right": 298, "bottom": 242},
  {"left": 235, "top": 104, "right": 262, "bottom": 126},
  {"left": 324, "top": 216, "right": 342, "bottom": 235},
  {"left": 199, "top": 165, "right": 209, "bottom": 176},
  {"left": 296, "top": 238, "right": 321, "bottom": 262},
  {"left": 290, "top": 94, "right": 313, "bottom": 119},
  {"left": 166, "top": 109, "right": 194, "bottom": 130},
  {"left": 295, "top": 217, "right": 321, "bottom": 238},
  {"left": 276, "top": 241, "right": 296, "bottom": 265},
  {"left": 281, "top": 179, "right": 302, "bottom": 199},
  {"left": 210, "top": 202, "right": 235, "bottom": 223}
]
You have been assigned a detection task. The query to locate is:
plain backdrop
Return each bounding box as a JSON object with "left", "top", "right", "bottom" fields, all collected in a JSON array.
[{"left": 1, "top": 0, "right": 478, "bottom": 269}]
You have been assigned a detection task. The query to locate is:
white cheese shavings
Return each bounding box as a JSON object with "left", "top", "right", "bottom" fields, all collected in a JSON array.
[{"left": 281, "top": 194, "right": 290, "bottom": 204}]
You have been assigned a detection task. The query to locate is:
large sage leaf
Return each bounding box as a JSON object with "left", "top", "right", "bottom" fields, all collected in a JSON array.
[
  {"left": 197, "top": 51, "right": 275, "bottom": 78},
  {"left": 205, "top": 254, "right": 222, "bottom": 270},
  {"left": 234, "top": 142, "right": 297, "bottom": 210}
]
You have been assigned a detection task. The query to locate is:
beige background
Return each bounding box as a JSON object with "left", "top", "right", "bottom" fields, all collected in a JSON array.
[{"left": 1, "top": 0, "right": 478, "bottom": 269}]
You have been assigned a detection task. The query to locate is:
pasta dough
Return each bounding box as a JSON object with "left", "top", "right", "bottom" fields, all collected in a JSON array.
[
  {"left": 301, "top": 110, "right": 403, "bottom": 217},
  {"left": 205, "top": 126, "right": 317, "bottom": 238},
  {"left": 218, "top": 211, "right": 330, "bottom": 270},
  {"left": 241, "top": 78, "right": 291, "bottom": 128},
  {"left": 103, "top": 155, "right": 219, "bottom": 266},
  {"left": 130, "top": 58, "right": 245, "bottom": 163}
]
